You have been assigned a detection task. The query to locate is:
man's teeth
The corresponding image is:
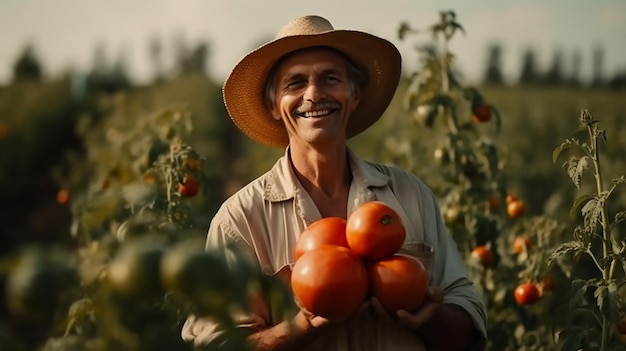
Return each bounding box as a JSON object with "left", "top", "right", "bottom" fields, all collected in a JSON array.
[{"left": 302, "top": 110, "right": 330, "bottom": 118}]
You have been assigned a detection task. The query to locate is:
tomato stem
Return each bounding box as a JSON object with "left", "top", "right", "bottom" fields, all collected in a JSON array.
[{"left": 380, "top": 214, "right": 394, "bottom": 226}]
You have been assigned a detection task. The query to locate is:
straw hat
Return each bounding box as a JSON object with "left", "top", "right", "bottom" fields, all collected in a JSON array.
[{"left": 223, "top": 15, "right": 402, "bottom": 148}]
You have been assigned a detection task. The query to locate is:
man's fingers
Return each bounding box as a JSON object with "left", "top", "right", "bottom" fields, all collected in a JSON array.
[{"left": 396, "top": 301, "right": 441, "bottom": 330}]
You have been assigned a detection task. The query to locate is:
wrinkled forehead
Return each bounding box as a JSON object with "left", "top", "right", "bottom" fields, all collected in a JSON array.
[{"left": 269, "top": 46, "right": 352, "bottom": 78}]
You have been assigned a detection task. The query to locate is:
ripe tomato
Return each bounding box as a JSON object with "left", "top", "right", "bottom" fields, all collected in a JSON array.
[
  {"left": 472, "top": 104, "right": 491, "bottom": 123},
  {"left": 346, "top": 201, "right": 406, "bottom": 261},
  {"left": 507, "top": 200, "right": 525, "bottom": 218},
  {"left": 294, "top": 217, "right": 348, "bottom": 261},
  {"left": 368, "top": 254, "right": 428, "bottom": 314},
  {"left": 291, "top": 245, "right": 369, "bottom": 321},
  {"left": 178, "top": 175, "right": 199, "bottom": 197},
  {"left": 56, "top": 189, "right": 70, "bottom": 205},
  {"left": 470, "top": 246, "right": 493, "bottom": 268},
  {"left": 514, "top": 282, "right": 540, "bottom": 305},
  {"left": 513, "top": 236, "right": 532, "bottom": 254}
]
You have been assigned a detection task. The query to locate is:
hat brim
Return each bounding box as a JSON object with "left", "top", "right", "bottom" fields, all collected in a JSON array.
[{"left": 223, "top": 30, "right": 402, "bottom": 148}]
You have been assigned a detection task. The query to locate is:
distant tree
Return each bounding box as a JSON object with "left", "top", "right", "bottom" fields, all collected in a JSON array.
[
  {"left": 87, "top": 43, "right": 131, "bottom": 93},
  {"left": 518, "top": 47, "right": 540, "bottom": 85},
  {"left": 591, "top": 44, "right": 605, "bottom": 87},
  {"left": 567, "top": 50, "right": 582, "bottom": 87},
  {"left": 482, "top": 43, "right": 504, "bottom": 85},
  {"left": 12, "top": 44, "right": 43, "bottom": 82},
  {"left": 543, "top": 48, "right": 564, "bottom": 85},
  {"left": 148, "top": 35, "right": 165, "bottom": 82}
]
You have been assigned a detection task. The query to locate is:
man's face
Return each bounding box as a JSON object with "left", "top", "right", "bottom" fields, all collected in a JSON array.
[{"left": 269, "top": 47, "right": 360, "bottom": 147}]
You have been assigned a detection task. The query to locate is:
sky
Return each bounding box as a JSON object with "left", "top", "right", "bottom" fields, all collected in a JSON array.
[{"left": 1, "top": 0, "right": 625, "bottom": 85}]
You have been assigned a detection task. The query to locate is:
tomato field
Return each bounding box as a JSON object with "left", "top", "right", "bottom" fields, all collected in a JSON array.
[{"left": 1, "top": 10, "right": 626, "bottom": 351}]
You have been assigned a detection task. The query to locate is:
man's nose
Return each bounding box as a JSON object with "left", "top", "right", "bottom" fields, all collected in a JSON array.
[{"left": 303, "top": 82, "right": 324, "bottom": 102}]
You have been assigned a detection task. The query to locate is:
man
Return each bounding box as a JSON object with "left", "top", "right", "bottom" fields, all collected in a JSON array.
[{"left": 182, "top": 15, "right": 487, "bottom": 350}]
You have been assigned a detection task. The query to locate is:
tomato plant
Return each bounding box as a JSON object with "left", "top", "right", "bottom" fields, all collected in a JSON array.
[
  {"left": 368, "top": 254, "right": 428, "bottom": 314},
  {"left": 294, "top": 217, "right": 348, "bottom": 261},
  {"left": 291, "top": 245, "right": 369, "bottom": 321},
  {"left": 346, "top": 201, "right": 406, "bottom": 261}
]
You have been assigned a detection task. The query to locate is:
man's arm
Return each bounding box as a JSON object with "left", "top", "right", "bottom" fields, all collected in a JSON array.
[{"left": 411, "top": 303, "right": 484, "bottom": 351}]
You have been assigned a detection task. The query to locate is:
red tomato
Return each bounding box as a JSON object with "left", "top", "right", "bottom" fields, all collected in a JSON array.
[
  {"left": 514, "top": 282, "right": 540, "bottom": 305},
  {"left": 472, "top": 104, "right": 492, "bottom": 123},
  {"left": 178, "top": 175, "right": 199, "bottom": 197},
  {"left": 291, "top": 245, "right": 369, "bottom": 321},
  {"left": 294, "top": 217, "right": 348, "bottom": 261},
  {"left": 471, "top": 246, "right": 493, "bottom": 268},
  {"left": 507, "top": 200, "right": 526, "bottom": 218},
  {"left": 346, "top": 201, "right": 406, "bottom": 261},
  {"left": 512, "top": 236, "right": 532, "bottom": 254},
  {"left": 368, "top": 254, "right": 428, "bottom": 314}
]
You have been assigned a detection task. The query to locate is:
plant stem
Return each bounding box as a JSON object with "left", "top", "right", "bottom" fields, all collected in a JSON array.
[
  {"left": 438, "top": 29, "right": 458, "bottom": 135},
  {"left": 588, "top": 123, "right": 611, "bottom": 351}
]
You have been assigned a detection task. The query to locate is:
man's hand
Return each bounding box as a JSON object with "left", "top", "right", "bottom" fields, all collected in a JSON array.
[{"left": 369, "top": 286, "right": 444, "bottom": 330}]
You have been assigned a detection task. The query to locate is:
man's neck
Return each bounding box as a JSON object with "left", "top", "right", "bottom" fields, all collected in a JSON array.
[{"left": 289, "top": 143, "right": 351, "bottom": 201}]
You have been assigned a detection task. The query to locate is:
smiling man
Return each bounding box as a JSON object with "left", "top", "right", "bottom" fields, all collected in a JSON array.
[{"left": 182, "top": 15, "right": 487, "bottom": 351}]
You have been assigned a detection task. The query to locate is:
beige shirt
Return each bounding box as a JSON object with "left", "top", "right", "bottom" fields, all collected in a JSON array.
[{"left": 182, "top": 147, "right": 487, "bottom": 350}]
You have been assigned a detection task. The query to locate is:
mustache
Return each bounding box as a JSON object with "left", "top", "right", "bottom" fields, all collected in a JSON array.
[{"left": 293, "top": 101, "right": 341, "bottom": 115}]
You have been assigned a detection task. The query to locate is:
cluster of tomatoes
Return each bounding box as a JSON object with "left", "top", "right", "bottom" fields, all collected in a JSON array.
[{"left": 290, "top": 201, "right": 428, "bottom": 321}]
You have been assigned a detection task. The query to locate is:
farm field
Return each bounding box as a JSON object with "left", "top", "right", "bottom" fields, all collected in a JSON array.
[{"left": 1, "top": 11, "right": 626, "bottom": 350}]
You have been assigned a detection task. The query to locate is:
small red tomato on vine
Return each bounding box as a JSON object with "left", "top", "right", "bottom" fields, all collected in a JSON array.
[
  {"left": 178, "top": 175, "right": 199, "bottom": 197},
  {"left": 471, "top": 246, "right": 493, "bottom": 268},
  {"left": 512, "top": 236, "right": 532, "bottom": 254},
  {"left": 472, "top": 104, "right": 492, "bottom": 123},
  {"left": 507, "top": 200, "right": 525, "bottom": 218},
  {"left": 514, "top": 282, "right": 540, "bottom": 305},
  {"left": 56, "top": 189, "right": 70, "bottom": 205}
]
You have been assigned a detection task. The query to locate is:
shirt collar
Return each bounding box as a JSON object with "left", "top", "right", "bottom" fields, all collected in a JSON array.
[{"left": 263, "top": 146, "right": 390, "bottom": 202}]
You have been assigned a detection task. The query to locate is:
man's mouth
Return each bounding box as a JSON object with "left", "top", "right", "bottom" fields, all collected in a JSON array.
[
  {"left": 294, "top": 102, "right": 340, "bottom": 118},
  {"left": 298, "top": 109, "right": 333, "bottom": 118}
]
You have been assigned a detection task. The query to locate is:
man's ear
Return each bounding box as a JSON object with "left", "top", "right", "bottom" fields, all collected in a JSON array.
[
  {"left": 269, "top": 105, "right": 282, "bottom": 121},
  {"left": 350, "top": 84, "right": 361, "bottom": 112}
]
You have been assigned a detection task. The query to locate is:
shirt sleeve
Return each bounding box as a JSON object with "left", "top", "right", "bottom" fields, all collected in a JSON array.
[
  {"left": 420, "top": 185, "right": 488, "bottom": 340},
  {"left": 180, "top": 206, "right": 271, "bottom": 348}
]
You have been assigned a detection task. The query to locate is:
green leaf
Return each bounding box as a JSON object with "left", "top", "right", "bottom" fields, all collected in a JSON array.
[
  {"left": 570, "top": 279, "right": 588, "bottom": 310},
  {"left": 553, "top": 138, "right": 580, "bottom": 164},
  {"left": 593, "top": 282, "right": 621, "bottom": 323},
  {"left": 569, "top": 194, "right": 594, "bottom": 219},
  {"left": 581, "top": 197, "right": 602, "bottom": 229},
  {"left": 558, "top": 326, "right": 585, "bottom": 351},
  {"left": 548, "top": 241, "right": 586, "bottom": 266},
  {"left": 564, "top": 155, "right": 590, "bottom": 190},
  {"left": 609, "top": 211, "right": 626, "bottom": 232}
]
